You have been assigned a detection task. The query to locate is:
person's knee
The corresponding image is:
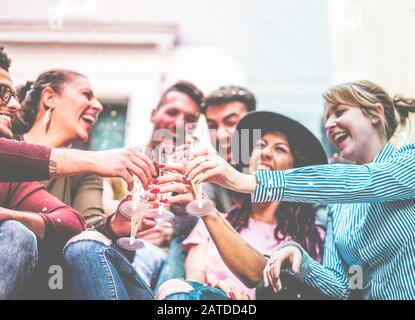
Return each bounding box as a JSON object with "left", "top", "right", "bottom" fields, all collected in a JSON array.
[
  {"left": 65, "top": 230, "right": 111, "bottom": 248},
  {"left": 155, "top": 279, "right": 194, "bottom": 300},
  {"left": 0, "top": 221, "right": 38, "bottom": 299},
  {"left": 0, "top": 220, "right": 37, "bottom": 258},
  {"left": 63, "top": 230, "right": 111, "bottom": 265}
]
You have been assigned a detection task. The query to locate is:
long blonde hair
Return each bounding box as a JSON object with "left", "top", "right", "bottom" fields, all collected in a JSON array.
[{"left": 323, "top": 80, "right": 415, "bottom": 141}]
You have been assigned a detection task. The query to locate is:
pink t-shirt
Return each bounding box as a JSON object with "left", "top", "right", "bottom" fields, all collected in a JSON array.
[
  {"left": 183, "top": 217, "right": 284, "bottom": 300},
  {"left": 183, "top": 217, "right": 325, "bottom": 300}
]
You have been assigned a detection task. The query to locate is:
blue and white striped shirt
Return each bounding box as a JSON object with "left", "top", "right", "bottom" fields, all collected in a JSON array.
[{"left": 253, "top": 143, "right": 415, "bottom": 299}]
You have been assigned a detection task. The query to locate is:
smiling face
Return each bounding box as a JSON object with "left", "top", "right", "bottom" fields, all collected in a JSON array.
[
  {"left": 0, "top": 68, "right": 21, "bottom": 138},
  {"left": 48, "top": 76, "right": 103, "bottom": 143},
  {"left": 324, "top": 103, "right": 381, "bottom": 163},
  {"left": 151, "top": 91, "right": 200, "bottom": 144},
  {"left": 248, "top": 131, "right": 294, "bottom": 174}
]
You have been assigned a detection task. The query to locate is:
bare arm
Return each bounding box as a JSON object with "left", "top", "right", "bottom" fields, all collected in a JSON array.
[
  {"left": 185, "top": 244, "right": 208, "bottom": 283},
  {"left": 0, "top": 208, "right": 45, "bottom": 239},
  {"left": 50, "top": 147, "right": 157, "bottom": 190},
  {"left": 202, "top": 211, "right": 267, "bottom": 288},
  {"left": 184, "top": 153, "right": 257, "bottom": 194},
  {"left": 0, "top": 140, "right": 156, "bottom": 189},
  {"left": 152, "top": 168, "right": 265, "bottom": 287}
]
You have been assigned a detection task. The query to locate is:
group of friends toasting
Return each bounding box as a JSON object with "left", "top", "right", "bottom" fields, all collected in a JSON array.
[{"left": 1, "top": 44, "right": 415, "bottom": 300}]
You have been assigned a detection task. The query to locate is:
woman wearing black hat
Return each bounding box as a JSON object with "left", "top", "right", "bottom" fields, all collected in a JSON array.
[
  {"left": 179, "top": 81, "right": 415, "bottom": 300},
  {"left": 153, "top": 111, "right": 327, "bottom": 300}
]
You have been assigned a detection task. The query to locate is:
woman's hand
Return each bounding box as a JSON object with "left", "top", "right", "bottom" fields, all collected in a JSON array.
[
  {"left": 171, "top": 150, "right": 257, "bottom": 194},
  {"left": 156, "top": 171, "right": 195, "bottom": 204},
  {"left": 151, "top": 171, "right": 214, "bottom": 205},
  {"left": 90, "top": 147, "right": 157, "bottom": 190},
  {"left": 263, "top": 246, "right": 302, "bottom": 292},
  {"left": 214, "top": 278, "right": 250, "bottom": 300},
  {"left": 160, "top": 181, "right": 196, "bottom": 204}
]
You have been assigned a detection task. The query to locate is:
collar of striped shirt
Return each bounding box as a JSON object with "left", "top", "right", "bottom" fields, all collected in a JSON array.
[{"left": 373, "top": 143, "right": 395, "bottom": 163}]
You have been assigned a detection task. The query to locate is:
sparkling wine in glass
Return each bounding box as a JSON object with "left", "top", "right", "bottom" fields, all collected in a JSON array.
[
  {"left": 184, "top": 122, "right": 215, "bottom": 216},
  {"left": 117, "top": 146, "right": 157, "bottom": 250},
  {"left": 147, "top": 143, "right": 175, "bottom": 222}
]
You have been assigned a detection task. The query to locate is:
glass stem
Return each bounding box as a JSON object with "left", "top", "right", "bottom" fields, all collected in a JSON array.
[
  {"left": 129, "top": 215, "right": 135, "bottom": 245},
  {"left": 198, "top": 199, "right": 203, "bottom": 209}
]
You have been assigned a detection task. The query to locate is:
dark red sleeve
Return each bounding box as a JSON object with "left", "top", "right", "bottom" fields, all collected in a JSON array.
[
  {"left": 0, "top": 138, "right": 51, "bottom": 182},
  {"left": 7, "top": 181, "right": 86, "bottom": 241}
]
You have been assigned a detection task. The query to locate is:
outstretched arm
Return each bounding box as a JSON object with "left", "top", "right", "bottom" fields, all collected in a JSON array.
[
  {"left": 152, "top": 164, "right": 266, "bottom": 288},
  {"left": 185, "top": 145, "right": 415, "bottom": 205},
  {"left": 201, "top": 211, "right": 267, "bottom": 288},
  {"left": 50, "top": 147, "right": 156, "bottom": 190},
  {"left": 0, "top": 138, "right": 157, "bottom": 190}
]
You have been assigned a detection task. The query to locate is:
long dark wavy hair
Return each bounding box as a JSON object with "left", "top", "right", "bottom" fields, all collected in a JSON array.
[{"left": 226, "top": 137, "right": 324, "bottom": 260}]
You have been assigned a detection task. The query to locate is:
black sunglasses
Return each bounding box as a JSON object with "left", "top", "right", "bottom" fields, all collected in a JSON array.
[{"left": 0, "top": 83, "right": 17, "bottom": 105}]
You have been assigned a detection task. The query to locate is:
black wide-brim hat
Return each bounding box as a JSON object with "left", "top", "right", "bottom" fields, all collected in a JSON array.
[{"left": 232, "top": 111, "right": 327, "bottom": 171}]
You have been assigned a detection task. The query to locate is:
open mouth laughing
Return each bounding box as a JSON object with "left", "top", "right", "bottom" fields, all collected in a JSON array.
[
  {"left": 332, "top": 131, "right": 350, "bottom": 149},
  {"left": 81, "top": 113, "right": 97, "bottom": 126}
]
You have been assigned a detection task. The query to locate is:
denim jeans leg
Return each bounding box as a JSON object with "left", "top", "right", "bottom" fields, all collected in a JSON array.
[
  {"left": 64, "top": 239, "right": 154, "bottom": 300},
  {"left": 132, "top": 241, "right": 167, "bottom": 288},
  {"left": 0, "top": 220, "right": 38, "bottom": 299},
  {"left": 162, "top": 281, "right": 230, "bottom": 300},
  {"left": 155, "top": 238, "right": 186, "bottom": 291}
]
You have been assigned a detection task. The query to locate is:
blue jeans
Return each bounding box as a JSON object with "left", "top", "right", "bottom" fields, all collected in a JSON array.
[
  {"left": 132, "top": 238, "right": 186, "bottom": 291},
  {"left": 156, "top": 238, "right": 186, "bottom": 290},
  {"left": 132, "top": 241, "right": 167, "bottom": 288},
  {"left": 0, "top": 220, "right": 38, "bottom": 299},
  {"left": 161, "top": 281, "right": 230, "bottom": 300},
  {"left": 64, "top": 239, "right": 154, "bottom": 300}
]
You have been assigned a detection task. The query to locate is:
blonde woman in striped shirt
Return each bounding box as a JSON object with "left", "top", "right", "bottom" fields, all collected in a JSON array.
[{"left": 181, "top": 80, "right": 415, "bottom": 299}]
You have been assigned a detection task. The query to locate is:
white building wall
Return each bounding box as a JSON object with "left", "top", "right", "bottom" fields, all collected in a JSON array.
[
  {"left": 328, "top": 0, "right": 415, "bottom": 146},
  {"left": 1, "top": 23, "right": 245, "bottom": 147}
]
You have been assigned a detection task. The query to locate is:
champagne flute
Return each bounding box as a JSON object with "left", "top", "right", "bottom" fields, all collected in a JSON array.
[
  {"left": 147, "top": 143, "right": 175, "bottom": 222},
  {"left": 117, "top": 145, "right": 155, "bottom": 218},
  {"left": 184, "top": 122, "right": 215, "bottom": 216},
  {"left": 117, "top": 200, "right": 148, "bottom": 250},
  {"left": 117, "top": 146, "right": 156, "bottom": 250}
]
